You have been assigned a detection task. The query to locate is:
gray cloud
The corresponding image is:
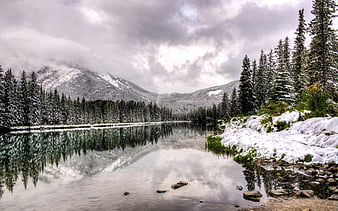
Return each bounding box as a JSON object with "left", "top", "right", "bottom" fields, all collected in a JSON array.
[{"left": 0, "top": 0, "right": 312, "bottom": 93}]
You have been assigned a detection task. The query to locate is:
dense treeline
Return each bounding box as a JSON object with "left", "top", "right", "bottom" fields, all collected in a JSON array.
[
  {"left": 191, "top": 0, "right": 337, "bottom": 123},
  {"left": 0, "top": 68, "right": 174, "bottom": 128},
  {"left": 235, "top": 0, "right": 337, "bottom": 115}
]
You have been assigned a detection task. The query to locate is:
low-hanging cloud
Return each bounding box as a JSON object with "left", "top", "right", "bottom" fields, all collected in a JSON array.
[{"left": 0, "top": 0, "right": 312, "bottom": 93}]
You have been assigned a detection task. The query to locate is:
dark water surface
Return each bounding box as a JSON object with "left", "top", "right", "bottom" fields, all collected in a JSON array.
[{"left": 0, "top": 124, "right": 270, "bottom": 210}]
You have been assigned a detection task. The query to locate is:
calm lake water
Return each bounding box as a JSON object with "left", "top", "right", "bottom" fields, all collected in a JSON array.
[{"left": 0, "top": 123, "right": 281, "bottom": 210}]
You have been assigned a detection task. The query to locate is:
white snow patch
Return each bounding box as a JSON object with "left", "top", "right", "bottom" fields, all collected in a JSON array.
[
  {"left": 207, "top": 89, "right": 222, "bottom": 96},
  {"left": 221, "top": 113, "right": 338, "bottom": 164},
  {"left": 272, "top": 111, "right": 301, "bottom": 124},
  {"left": 42, "top": 64, "right": 81, "bottom": 89},
  {"left": 99, "top": 73, "right": 123, "bottom": 89}
]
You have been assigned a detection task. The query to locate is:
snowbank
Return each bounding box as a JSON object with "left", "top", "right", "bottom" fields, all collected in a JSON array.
[{"left": 221, "top": 113, "right": 338, "bottom": 164}]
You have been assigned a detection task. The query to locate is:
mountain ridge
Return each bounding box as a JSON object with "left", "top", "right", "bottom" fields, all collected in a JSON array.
[{"left": 36, "top": 63, "right": 239, "bottom": 113}]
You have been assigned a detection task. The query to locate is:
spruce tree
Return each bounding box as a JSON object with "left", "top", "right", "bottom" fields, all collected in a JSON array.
[
  {"left": 230, "top": 88, "right": 239, "bottom": 116},
  {"left": 292, "top": 9, "right": 307, "bottom": 96},
  {"left": 251, "top": 59, "right": 258, "bottom": 109},
  {"left": 266, "top": 50, "right": 275, "bottom": 101},
  {"left": 28, "top": 72, "right": 41, "bottom": 125},
  {"left": 0, "top": 65, "right": 5, "bottom": 126},
  {"left": 272, "top": 38, "right": 294, "bottom": 104},
  {"left": 255, "top": 50, "right": 268, "bottom": 107},
  {"left": 308, "top": 0, "right": 337, "bottom": 98},
  {"left": 3, "top": 69, "right": 19, "bottom": 126},
  {"left": 18, "top": 71, "right": 29, "bottom": 125},
  {"left": 220, "top": 92, "right": 230, "bottom": 117},
  {"left": 239, "top": 55, "right": 255, "bottom": 114}
]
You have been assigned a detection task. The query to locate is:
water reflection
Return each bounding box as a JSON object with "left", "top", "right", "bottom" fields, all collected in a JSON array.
[{"left": 0, "top": 124, "right": 187, "bottom": 198}]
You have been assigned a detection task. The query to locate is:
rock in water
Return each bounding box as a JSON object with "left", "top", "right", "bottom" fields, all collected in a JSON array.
[
  {"left": 236, "top": 186, "right": 243, "bottom": 190},
  {"left": 171, "top": 181, "right": 188, "bottom": 189},
  {"left": 327, "top": 178, "right": 336, "bottom": 185},
  {"left": 296, "top": 190, "right": 314, "bottom": 198},
  {"left": 328, "top": 194, "right": 338, "bottom": 201},
  {"left": 269, "top": 189, "right": 289, "bottom": 197},
  {"left": 156, "top": 190, "right": 167, "bottom": 193},
  {"left": 243, "top": 190, "right": 263, "bottom": 202}
]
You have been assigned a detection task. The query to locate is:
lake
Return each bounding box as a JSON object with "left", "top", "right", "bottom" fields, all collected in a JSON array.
[{"left": 0, "top": 123, "right": 286, "bottom": 210}]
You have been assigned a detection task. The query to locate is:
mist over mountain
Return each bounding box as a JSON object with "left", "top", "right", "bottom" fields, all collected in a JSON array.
[{"left": 36, "top": 63, "right": 238, "bottom": 113}]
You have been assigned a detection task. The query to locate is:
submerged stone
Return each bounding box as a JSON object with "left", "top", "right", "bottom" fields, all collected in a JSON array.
[
  {"left": 156, "top": 190, "right": 167, "bottom": 193},
  {"left": 171, "top": 181, "right": 188, "bottom": 189},
  {"left": 296, "top": 190, "right": 314, "bottom": 198},
  {"left": 269, "top": 189, "right": 289, "bottom": 197},
  {"left": 328, "top": 194, "right": 338, "bottom": 201},
  {"left": 327, "top": 178, "right": 336, "bottom": 185},
  {"left": 243, "top": 190, "right": 262, "bottom": 202}
]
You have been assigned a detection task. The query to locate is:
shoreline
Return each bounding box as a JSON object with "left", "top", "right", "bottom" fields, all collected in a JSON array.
[{"left": 2, "top": 121, "right": 190, "bottom": 134}]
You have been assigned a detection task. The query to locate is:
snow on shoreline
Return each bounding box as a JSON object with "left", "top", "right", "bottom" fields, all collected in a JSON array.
[
  {"left": 9, "top": 121, "right": 190, "bottom": 134},
  {"left": 221, "top": 112, "right": 338, "bottom": 164}
]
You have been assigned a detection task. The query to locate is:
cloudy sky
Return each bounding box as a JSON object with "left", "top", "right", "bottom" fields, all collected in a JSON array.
[{"left": 0, "top": 0, "right": 314, "bottom": 93}]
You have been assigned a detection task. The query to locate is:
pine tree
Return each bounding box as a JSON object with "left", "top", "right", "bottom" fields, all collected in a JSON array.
[
  {"left": 3, "top": 69, "right": 19, "bottom": 126},
  {"left": 239, "top": 55, "right": 255, "bottom": 114},
  {"left": 220, "top": 92, "right": 230, "bottom": 117},
  {"left": 272, "top": 38, "right": 294, "bottom": 104},
  {"left": 0, "top": 65, "right": 5, "bottom": 127},
  {"left": 229, "top": 88, "right": 239, "bottom": 116},
  {"left": 308, "top": 0, "right": 337, "bottom": 98},
  {"left": 28, "top": 72, "right": 41, "bottom": 125},
  {"left": 18, "top": 71, "right": 29, "bottom": 125},
  {"left": 292, "top": 9, "right": 307, "bottom": 96},
  {"left": 265, "top": 50, "right": 275, "bottom": 101},
  {"left": 255, "top": 50, "right": 268, "bottom": 107},
  {"left": 251, "top": 59, "right": 258, "bottom": 109}
]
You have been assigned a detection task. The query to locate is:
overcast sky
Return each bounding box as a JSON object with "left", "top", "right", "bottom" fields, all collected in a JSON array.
[{"left": 0, "top": 0, "right": 315, "bottom": 93}]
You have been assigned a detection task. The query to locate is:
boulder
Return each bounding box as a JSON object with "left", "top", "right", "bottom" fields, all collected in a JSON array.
[
  {"left": 328, "top": 187, "right": 338, "bottom": 194},
  {"left": 236, "top": 186, "right": 243, "bottom": 191},
  {"left": 327, "top": 178, "right": 336, "bottom": 185},
  {"left": 156, "top": 190, "right": 167, "bottom": 193},
  {"left": 328, "top": 194, "right": 338, "bottom": 201},
  {"left": 243, "top": 190, "right": 263, "bottom": 202},
  {"left": 269, "top": 189, "right": 289, "bottom": 197},
  {"left": 310, "top": 181, "right": 320, "bottom": 185},
  {"left": 296, "top": 190, "right": 314, "bottom": 198},
  {"left": 171, "top": 181, "right": 188, "bottom": 189},
  {"left": 305, "top": 168, "right": 317, "bottom": 176}
]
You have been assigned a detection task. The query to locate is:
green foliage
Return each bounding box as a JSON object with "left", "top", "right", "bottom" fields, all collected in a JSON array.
[
  {"left": 304, "top": 154, "right": 313, "bottom": 162},
  {"left": 206, "top": 135, "right": 226, "bottom": 154},
  {"left": 280, "top": 153, "right": 286, "bottom": 160},
  {"left": 260, "top": 115, "right": 273, "bottom": 132},
  {"left": 295, "top": 84, "right": 338, "bottom": 117},
  {"left": 260, "top": 115, "right": 272, "bottom": 125},
  {"left": 261, "top": 101, "right": 289, "bottom": 116},
  {"left": 206, "top": 135, "right": 240, "bottom": 155},
  {"left": 234, "top": 147, "right": 259, "bottom": 163},
  {"left": 275, "top": 121, "right": 291, "bottom": 131}
]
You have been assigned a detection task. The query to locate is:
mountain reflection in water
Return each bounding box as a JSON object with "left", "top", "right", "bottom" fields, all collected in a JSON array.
[{"left": 0, "top": 123, "right": 189, "bottom": 198}]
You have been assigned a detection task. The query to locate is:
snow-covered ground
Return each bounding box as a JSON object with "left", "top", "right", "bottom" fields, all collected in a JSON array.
[{"left": 221, "top": 111, "right": 338, "bottom": 164}]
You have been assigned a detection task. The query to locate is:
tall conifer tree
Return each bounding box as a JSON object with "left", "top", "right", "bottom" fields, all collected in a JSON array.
[
  {"left": 239, "top": 55, "right": 255, "bottom": 114},
  {"left": 308, "top": 0, "right": 337, "bottom": 97},
  {"left": 292, "top": 9, "right": 307, "bottom": 96}
]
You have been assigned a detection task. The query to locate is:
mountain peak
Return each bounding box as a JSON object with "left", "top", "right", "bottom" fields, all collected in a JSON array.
[{"left": 36, "top": 63, "right": 238, "bottom": 112}]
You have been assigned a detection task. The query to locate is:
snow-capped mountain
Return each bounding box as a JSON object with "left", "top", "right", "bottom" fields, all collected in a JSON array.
[
  {"left": 158, "top": 81, "right": 239, "bottom": 112},
  {"left": 37, "top": 63, "right": 157, "bottom": 102},
  {"left": 37, "top": 63, "right": 239, "bottom": 112}
]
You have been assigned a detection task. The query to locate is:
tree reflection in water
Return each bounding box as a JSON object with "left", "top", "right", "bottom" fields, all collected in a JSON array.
[{"left": 0, "top": 124, "right": 180, "bottom": 198}]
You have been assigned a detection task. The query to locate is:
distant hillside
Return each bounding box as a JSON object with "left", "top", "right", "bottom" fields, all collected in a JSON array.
[{"left": 37, "top": 63, "right": 239, "bottom": 113}]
